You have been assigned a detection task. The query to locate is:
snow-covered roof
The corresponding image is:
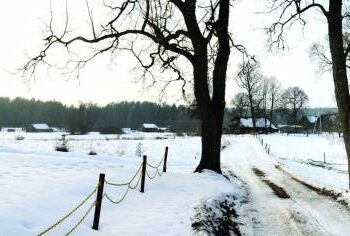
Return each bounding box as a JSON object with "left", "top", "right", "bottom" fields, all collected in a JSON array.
[
  {"left": 239, "top": 118, "right": 278, "bottom": 129},
  {"left": 142, "top": 123, "right": 159, "bottom": 129},
  {"left": 307, "top": 116, "right": 318, "bottom": 123},
  {"left": 31, "top": 123, "right": 51, "bottom": 130},
  {"left": 121, "top": 128, "right": 132, "bottom": 134}
]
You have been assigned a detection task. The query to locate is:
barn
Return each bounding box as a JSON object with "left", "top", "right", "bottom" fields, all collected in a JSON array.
[
  {"left": 231, "top": 118, "right": 278, "bottom": 134},
  {"left": 140, "top": 123, "right": 159, "bottom": 132},
  {"left": 26, "top": 123, "right": 53, "bottom": 132}
]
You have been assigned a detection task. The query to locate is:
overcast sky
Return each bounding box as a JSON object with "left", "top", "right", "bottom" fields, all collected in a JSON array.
[{"left": 0, "top": 0, "right": 336, "bottom": 107}]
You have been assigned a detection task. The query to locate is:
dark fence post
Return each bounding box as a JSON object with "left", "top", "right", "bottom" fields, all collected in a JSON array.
[
  {"left": 93, "top": 173, "right": 105, "bottom": 230},
  {"left": 163, "top": 146, "right": 169, "bottom": 173},
  {"left": 323, "top": 152, "right": 326, "bottom": 164},
  {"left": 140, "top": 155, "right": 147, "bottom": 193}
]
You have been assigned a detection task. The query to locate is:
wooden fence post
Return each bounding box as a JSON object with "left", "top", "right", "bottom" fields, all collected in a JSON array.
[
  {"left": 323, "top": 152, "right": 326, "bottom": 164},
  {"left": 163, "top": 146, "right": 169, "bottom": 173},
  {"left": 93, "top": 173, "right": 105, "bottom": 230},
  {"left": 140, "top": 155, "right": 147, "bottom": 193}
]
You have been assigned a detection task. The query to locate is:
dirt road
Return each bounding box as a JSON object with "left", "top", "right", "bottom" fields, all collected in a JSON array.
[{"left": 223, "top": 137, "right": 350, "bottom": 236}]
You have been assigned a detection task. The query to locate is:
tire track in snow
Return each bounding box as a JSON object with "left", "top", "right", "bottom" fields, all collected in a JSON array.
[{"left": 222, "top": 137, "right": 350, "bottom": 236}]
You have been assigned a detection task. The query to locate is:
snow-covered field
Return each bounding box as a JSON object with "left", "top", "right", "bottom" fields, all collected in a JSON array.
[
  {"left": 259, "top": 133, "right": 349, "bottom": 190},
  {"left": 0, "top": 132, "right": 240, "bottom": 235},
  {"left": 1, "top": 131, "right": 349, "bottom": 235}
]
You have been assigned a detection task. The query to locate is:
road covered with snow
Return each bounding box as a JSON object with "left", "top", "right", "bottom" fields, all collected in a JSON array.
[{"left": 222, "top": 136, "right": 350, "bottom": 235}]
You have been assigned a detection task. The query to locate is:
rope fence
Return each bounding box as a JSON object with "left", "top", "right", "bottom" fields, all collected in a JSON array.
[
  {"left": 37, "top": 187, "right": 97, "bottom": 236},
  {"left": 37, "top": 146, "right": 169, "bottom": 235}
]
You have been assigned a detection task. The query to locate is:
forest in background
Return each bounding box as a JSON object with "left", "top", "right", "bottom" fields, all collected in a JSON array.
[
  {"left": 0, "top": 97, "right": 338, "bottom": 134},
  {"left": 0, "top": 97, "right": 199, "bottom": 134}
]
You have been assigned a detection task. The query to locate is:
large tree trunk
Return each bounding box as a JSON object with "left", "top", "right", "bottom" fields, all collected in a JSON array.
[
  {"left": 195, "top": 106, "right": 224, "bottom": 173},
  {"left": 194, "top": 0, "right": 230, "bottom": 173},
  {"left": 328, "top": 0, "right": 350, "bottom": 188}
]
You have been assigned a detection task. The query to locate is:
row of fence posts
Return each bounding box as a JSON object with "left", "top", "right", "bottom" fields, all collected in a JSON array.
[
  {"left": 92, "top": 146, "right": 169, "bottom": 231},
  {"left": 254, "top": 134, "right": 270, "bottom": 154},
  {"left": 255, "top": 135, "right": 330, "bottom": 164}
]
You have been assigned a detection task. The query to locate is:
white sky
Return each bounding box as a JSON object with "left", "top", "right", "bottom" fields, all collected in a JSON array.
[{"left": 0, "top": 0, "right": 336, "bottom": 107}]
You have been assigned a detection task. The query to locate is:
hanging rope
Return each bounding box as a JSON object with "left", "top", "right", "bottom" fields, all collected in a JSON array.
[
  {"left": 104, "top": 164, "right": 142, "bottom": 187},
  {"left": 37, "top": 187, "right": 97, "bottom": 236},
  {"left": 146, "top": 153, "right": 165, "bottom": 170},
  {"left": 64, "top": 201, "right": 96, "bottom": 236}
]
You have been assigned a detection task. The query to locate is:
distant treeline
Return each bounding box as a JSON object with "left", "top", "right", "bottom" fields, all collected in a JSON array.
[{"left": 0, "top": 97, "right": 200, "bottom": 134}]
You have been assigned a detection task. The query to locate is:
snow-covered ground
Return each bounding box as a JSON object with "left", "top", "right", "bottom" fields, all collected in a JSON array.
[
  {"left": 1, "top": 132, "right": 350, "bottom": 235},
  {"left": 222, "top": 136, "right": 350, "bottom": 235},
  {"left": 0, "top": 132, "right": 241, "bottom": 235},
  {"left": 258, "top": 133, "right": 349, "bottom": 190}
]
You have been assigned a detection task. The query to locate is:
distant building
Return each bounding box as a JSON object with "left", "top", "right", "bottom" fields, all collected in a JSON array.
[
  {"left": 1, "top": 127, "right": 25, "bottom": 133},
  {"left": 27, "top": 123, "right": 53, "bottom": 132},
  {"left": 140, "top": 123, "right": 159, "bottom": 132},
  {"left": 278, "top": 124, "right": 305, "bottom": 134},
  {"left": 231, "top": 118, "right": 278, "bottom": 134},
  {"left": 121, "top": 128, "right": 132, "bottom": 134},
  {"left": 158, "top": 127, "right": 170, "bottom": 133}
]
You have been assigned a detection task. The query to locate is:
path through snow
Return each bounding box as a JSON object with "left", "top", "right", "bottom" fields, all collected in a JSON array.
[{"left": 223, "top": 137, "right": 350, "bottom": 236}]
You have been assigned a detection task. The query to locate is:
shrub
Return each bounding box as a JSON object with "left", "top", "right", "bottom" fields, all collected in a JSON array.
[{"left": 55, "top": 134, "right": 70, "bottom": 152}]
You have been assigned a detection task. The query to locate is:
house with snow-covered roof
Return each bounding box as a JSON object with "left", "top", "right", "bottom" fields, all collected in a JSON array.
[
  {"left": 231, "top": 117, "right": 278, "bottom": 134},
  {"left": 27, "top": 123, "right": 53, "bottom": 132},
  {"left": 140, "top": 123, "right": 159, "bottom": 132}
]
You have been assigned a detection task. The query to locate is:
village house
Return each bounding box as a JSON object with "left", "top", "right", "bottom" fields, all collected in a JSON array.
[
  {"left": 231, "top": 117, "right": 278, "bottom": 134},
  {"left": 26, "top": 123, "right": 53, "bottom": 132},
  {"left": 140, "top": 123, "right": 159, "bottom": 132}
]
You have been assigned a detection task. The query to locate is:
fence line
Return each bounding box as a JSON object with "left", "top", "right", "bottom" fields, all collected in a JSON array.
[
  {"left": 254, "top": 135, "right": 346, "bottom": 167},
  {"left": 37, "top": 146, "right": 169, "bottom": 235}
]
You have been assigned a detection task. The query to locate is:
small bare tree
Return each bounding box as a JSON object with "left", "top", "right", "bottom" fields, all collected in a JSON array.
[
  {"left": 281, "top": 86, "right": 309, "bottom": 126},
  {"left": 236, "top": 60, "right": 263, "bottom": 132},
  {"left": 267, "top": 76, "right": 282, "bottom": 128},
  {"left": 23, "top": 0, "right": 248, "bottom": 173},
  {"left": 231, "top": 92, "right": 249, "bottom": 117},
  {"left": 260, "top": 77, "right": 270, "bottom": 130}
]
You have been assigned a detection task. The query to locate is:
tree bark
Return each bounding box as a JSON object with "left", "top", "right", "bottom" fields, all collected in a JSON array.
[
  {"left": 248, "top": 94, "right": 257, "bottom": 133},
  {"left": 195, "top": 106, "right": 224, "bottom": 173},
  {"left": 194, "top": 0, "right": 230, "bottom": 173},
  {"left": 269, "top": 94, "right": 274, "bottom": 129},
  {"left": 328, "top": 0, "right": 350, "bottom": 188}
]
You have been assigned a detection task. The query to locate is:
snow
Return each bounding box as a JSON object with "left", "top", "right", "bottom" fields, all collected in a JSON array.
[
  {"left": 31, "top": 123, "right": 51, "bottom": 130},
  {"left": 0, "top": 133, "right": 241, "bottom": 235},
  {"left": 1, "top": 132, "right": 349, "bottom": 235},
  {"left": 142, "top": 123, "right": 159, "bottom": 129},
  {"left": 307, "top": 116, "right": 318, "bottom": 123},
  {"left": 121, "top": 128, "right": 132, "bottom": 134},
  {"left": 259, "top": 133, "right": 348, "bottom": 190},
  {"left": 1, "top": 127, "right": 25, "bottom": 132},
  {"left": 222, "top": 136, "right": 350, "bottom": 235},
  {"left": 239, "top": 118, "right": 277, "bottom": 129}
]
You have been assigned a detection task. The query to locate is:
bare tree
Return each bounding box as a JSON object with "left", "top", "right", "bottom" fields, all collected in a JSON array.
[
  {"left": 231, "top": 92, "right": 249, "bottom": 117},
  {"left": 267, "top": 76, "right": 282, "bottom": 128},
  {"left": 236, "top": 60, "right": 263, "bottom": 132},
  {"left": 267, "top": 0, "right": 350, "bottom": 188},
  {"left": 281, "top": 86, "right": 309, "bottom": 126},
  {"left": 22, "top": 0, "right": 248, "bottom": 173},
  {"left": 260, "top": 77, "right": 270, "bottom": 130}
]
